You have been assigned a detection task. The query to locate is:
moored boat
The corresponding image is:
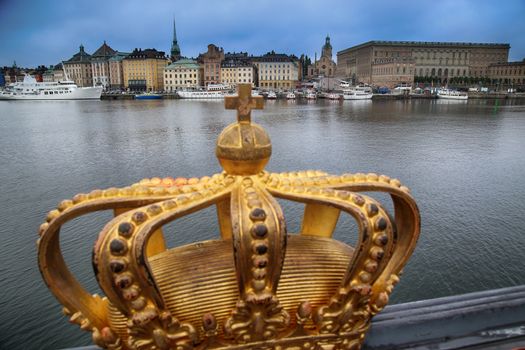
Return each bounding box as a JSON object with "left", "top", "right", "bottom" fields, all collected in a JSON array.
[
  {"left": 0, "top": 74, "right": 102, "bottom": 100},
  {"left": 286, "top": 92, "right": 296, "bottom": 99},
  {"left": 342, "top": 89, "right": 373, "bottom": 100},
  {"left": 177, "top": 83, "right": 230, "bottom": 99},
  {"left": 305, "top": 91, "right": 317, "bottom": 100},
  {"left": 267, "top": 91, "right": 277, "bottom": 99},
  {"left": 135, "top": 93, "right": 162, "bottom": 100},
  {"left": 327, "top": 93, "right": 341, "bottom": 100},
  {"left": 437, "top": 88, "right": 468, "bottom": 100}
]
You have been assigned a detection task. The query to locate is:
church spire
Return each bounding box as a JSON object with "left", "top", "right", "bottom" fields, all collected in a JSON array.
[{"left": 170, "top": 16, "right": 181, "bottom": 61}]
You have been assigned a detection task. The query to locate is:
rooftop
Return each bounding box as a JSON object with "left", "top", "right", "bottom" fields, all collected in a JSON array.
[
  {"left": 124, "top": 48, "right": 166, "bottom": 60},
  {"left": 165, "top": 58, "right": 200, "bottom": 69},
  {"left": 64, "top": 44, "right": 91, "bottom": 64},
  {"left": 91, "top": 41, "right": 117, "bottom": 59},
  {"left": 338, "top": 40, "right": 511, "bottom": 55}
]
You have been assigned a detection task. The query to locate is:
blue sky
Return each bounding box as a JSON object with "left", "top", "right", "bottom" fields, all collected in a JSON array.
[{"left": 1, "top": 0, "right": 524, "bottom": 67}]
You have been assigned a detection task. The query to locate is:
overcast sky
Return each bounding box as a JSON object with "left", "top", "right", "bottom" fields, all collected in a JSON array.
[{"left": 1, "top": 0, "right": 524, "bottom": 67}]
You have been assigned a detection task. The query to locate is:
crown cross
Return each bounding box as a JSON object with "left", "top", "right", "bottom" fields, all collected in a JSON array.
[
  {"left": 224, "top": 84, "right": 263, "bottom": 123},
  {"left": 38, "top": 84, "right": 420, "bottom": 350}
]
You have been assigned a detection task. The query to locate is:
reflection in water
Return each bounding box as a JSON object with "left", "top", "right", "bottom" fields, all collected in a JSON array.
[{"left": 0, "top": 99, "right": 525, "bottom": 349}]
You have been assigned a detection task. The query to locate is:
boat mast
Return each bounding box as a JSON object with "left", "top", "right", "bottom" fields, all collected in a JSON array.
[{"left": 61, "top": 61, "right": 70, "bottom": 82}]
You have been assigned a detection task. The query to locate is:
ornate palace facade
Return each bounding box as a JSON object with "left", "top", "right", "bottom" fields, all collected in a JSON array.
[{"left": 337, "top": 41, "right": 510, "bottom": 88}]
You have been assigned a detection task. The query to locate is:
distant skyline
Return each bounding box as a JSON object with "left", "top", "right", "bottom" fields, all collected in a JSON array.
[{"left": 1, "top": 0, "right": 525, "bottom": 67}]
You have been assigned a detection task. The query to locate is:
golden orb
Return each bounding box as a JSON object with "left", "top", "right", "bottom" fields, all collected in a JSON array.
[{"left": 216, "top": 121, "right": 271, "bottom": 175}]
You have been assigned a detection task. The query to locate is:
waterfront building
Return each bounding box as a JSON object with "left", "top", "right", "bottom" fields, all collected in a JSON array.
[
  {"left": 108, "top": 52, "right": 129, "bottom": 90},
  {"left": 164, "top": 58, "right": 202, "bottom": 91},
  {"left": 253, "top": 52, "right": 300, "bottom": 90},
  {"left": 308, "top": 35, "right": 337, "bottom": 78},
  {"left": 488, "top": 59, "right": 525, "bottom": 87},
  {"left": 52, "top": 63, "right": 65, "bottom": 82},
  {"left": 337, "top": 41, "right": 509, "bottom": 88},
  {"left": 63, "top": 44, "right": 93, "bottom": 87},
  {"left": 221, "top": 53, "right": 255, "bottom": 87},
  {"left": 199, "top": 44, "right": 224, "bottom": 87},
  {"left": 122, "top": 48, "right": 168, "bottom": 92},
  {"left": 90, "top": 41, "right": 117, "bottom": 89},
  {"left": 42, "top": 66, "right": 55, "bottom": 82},
  {"left": 170, "top": 18, "right": 181, "bottom": 62}
]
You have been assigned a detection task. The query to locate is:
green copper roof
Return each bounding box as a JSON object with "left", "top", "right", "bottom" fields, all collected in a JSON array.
[
  {"left": 165, "top": 58, "right": 200, "bottom": 69},
  {"left": 109, "top": 52, "right": 130, "bottom": 61}
]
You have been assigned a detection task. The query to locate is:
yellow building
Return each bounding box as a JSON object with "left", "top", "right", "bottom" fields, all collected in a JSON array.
[
  {"left": 220, "top": 54, "right": 255, "bottom": 88},
  {"left": 164, "top": 59, "right": 202, "bottom": 91},
  {"left": 122, "top": 48, "right": 168, "bottom": 92},
  {"left": 253, "top": 52, "right": 299, "bottom": 90}
]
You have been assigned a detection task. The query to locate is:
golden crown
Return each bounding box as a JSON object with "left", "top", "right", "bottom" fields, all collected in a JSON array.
[{"left": 38, "top": 84, "right": 420, "bottom": 350}]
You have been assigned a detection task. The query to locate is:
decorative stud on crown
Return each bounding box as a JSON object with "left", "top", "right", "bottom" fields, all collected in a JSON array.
[{"left": 38, "top": 84, "right": 420, "bottom": 350}]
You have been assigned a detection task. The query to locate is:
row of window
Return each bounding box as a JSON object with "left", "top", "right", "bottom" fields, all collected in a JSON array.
[
  {"left": 165, "top": 73, "right": 198, "bottom": 79},
  {"left": 259, "top": 82, "right": 293, "bottom": 88},
  {"left": 165, "top": 80, "right": 198, "bottom": 85},
  {"left": 258, "top": 64, "right": 292, "bottom": 68},
  {"left": 260, "top": 76, "right": 294, "bottom": 81},
  {"left": 166, "top": 68, "right": 197, "bottom": 73},
  {"left": 223, "top": 79, "right": 251, "bottom": 83},
  {"left": 490, "top": 69, "right": 524, "bottom": 76},
  {"left": 374, "top": 50, "right": 506, "bottom": 61},
  {"left": 223, "top": 73, "right": 251, "bottom": 77},
  {"left": 222, "top": 67, "right": 252, "bottom": 71}
]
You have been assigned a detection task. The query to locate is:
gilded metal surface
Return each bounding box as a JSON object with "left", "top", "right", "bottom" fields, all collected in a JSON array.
[{"left": 38, "top": 84, "right": 420, "bottom": 349}]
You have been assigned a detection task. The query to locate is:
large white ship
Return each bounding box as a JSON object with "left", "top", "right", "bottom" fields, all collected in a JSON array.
[{"left": 0, "top": 75, "right": 102, "bottom": 100}]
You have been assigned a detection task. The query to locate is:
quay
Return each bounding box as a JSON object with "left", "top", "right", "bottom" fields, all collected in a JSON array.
[{"left": 100, "top": 92, "right": 525, "bottom": 101}]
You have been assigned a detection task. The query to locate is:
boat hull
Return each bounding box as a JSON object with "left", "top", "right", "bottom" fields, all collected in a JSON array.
[
  {"left": 437, "top": 94, "right": 468, "bottom": 100},
  {"left": 135, "top": 94, "right": 162, "bottom": 100},
  {"left": 177, "top": 91, "right": 224, "bottom": 99},
  {"left": 0, "top": 86, "right": 103, "bottom": 100},
  {"left": 343, "top": 93, "right": 373, "bottom": 100}
]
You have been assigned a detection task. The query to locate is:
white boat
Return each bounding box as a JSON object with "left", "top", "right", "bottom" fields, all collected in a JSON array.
[
  {"left": 327, "top": 93, "right": 341, "bottom": 100},
  {"left": 393, "top": 84, "right": 412, "bottom": 95},
  {"left": 437, "top": 88, "right": 468, "bottom": 100},
  {"left": 177, "top": 90, "right": 224, "bottom": 99},
  {"left": 176, "top": 83, "right": 230, "bottom": 99},
  {"left": 267, "top": 91, "right": 277, "bottom": 99},
  {"left": 135, "top": 93, "right": 162, "bottom": 100},
  {"left": 0, "top": 74, "right": 102, "bottom": 100},
  {"left": 286, "top": 92, "right": 296, "bottom": 99},
  {"left": 342, "top": 89, "right": 373, "bottom": 100},
  {"left": 305, "top": 91, "right": 317, "bottom": 100}
]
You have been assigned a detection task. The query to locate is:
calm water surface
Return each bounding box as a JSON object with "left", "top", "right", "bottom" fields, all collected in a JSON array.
[{"left": 1, "top": 98, "right": 525, "bottom": 349}]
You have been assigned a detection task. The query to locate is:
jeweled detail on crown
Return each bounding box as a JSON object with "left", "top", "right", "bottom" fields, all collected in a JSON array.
[{"left": 38, "top": 84, "right": 420, "bottom": 350}]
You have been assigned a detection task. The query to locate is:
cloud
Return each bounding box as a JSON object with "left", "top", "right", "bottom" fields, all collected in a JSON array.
[{"left": 0, "top": 0, "right": 524, "bottom": 67}]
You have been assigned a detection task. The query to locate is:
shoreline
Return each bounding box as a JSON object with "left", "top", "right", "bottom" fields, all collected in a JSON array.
[{"left": 100, "top": 92, "right": 525, "bottom": 101}]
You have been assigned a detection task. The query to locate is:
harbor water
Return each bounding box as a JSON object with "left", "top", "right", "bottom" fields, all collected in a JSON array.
[{"left": 1, "top": 98, "right": 525, "bottom": 349}]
